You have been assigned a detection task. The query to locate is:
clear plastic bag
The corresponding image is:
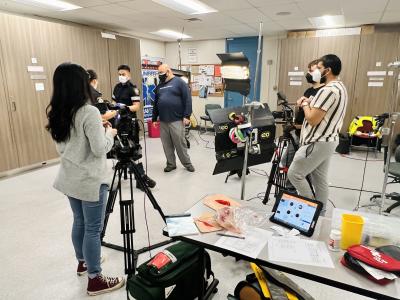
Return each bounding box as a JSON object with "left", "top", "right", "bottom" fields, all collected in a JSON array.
[{"left": 216, "top": 206, "right": 268, "bottom": 234}]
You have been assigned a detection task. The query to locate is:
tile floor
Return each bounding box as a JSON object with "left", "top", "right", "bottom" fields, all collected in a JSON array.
[{"left": 0, "top": 132, "right": 398, "bottom": 300}]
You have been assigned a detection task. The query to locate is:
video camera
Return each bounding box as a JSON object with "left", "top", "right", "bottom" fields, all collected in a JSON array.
[
  {"left": 271, "top": 92, "right": 294, "bottom": 124},
  {"left": 94, "top": 102, "right": 142, "bottom": 162}
]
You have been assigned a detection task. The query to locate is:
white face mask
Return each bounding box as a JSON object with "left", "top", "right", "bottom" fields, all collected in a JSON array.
[
  {"left": 119, "top": 75, "right": 128, "bottom": 84},
  {"left": 311, "top": 69, "right": 321, "bottom": 83}
]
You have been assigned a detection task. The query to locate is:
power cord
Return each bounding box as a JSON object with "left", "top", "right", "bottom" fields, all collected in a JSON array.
[
  {"left": 249, "top": 168, "right": 269, "bottom": 177},
  {"left": 139, "top": 119, "right": 152, "bottom": 258},
  {"left": 354, "top": 145, "right": 370, "bottom": 211},
  {"left": 191, "top": 113, "right": 215, "bottom": 149}
]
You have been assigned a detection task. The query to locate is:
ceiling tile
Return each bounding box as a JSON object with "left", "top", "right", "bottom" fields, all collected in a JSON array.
[
  {"left": 344, "top": 13, "right": 382, "bottom": 26},
  {"left": 258, "top": 3, "right": 306, "bottom": 20},
  {"left": 340, "top": 0, "right": 388, "bottom": 14},
  {"left": 223, "top": 8, "right": 272, "bottom": 23},
  {"left": 248, "top": 0, "right": 294, "bottom": 7},
  {"left": 275, "top": 17, "right": 313, "bottom": 30},
  {"left": 247, "top": 21, "right": 285, "bottom": 32},
  {"left": 224, "top": 24, "right": 259, "bottom": 35},
  {"left": 91, "top": 3, "right": 140, "bottom": 16},
  {"left": 386, "top": 0, "right": 400, "bottom": 11},
  {"left": 68, "top": 0, "right": 109, "bottom": 7},
  {"left": 201, "top": 0, "right": 253, "bottom": 11},
  {"left": 380, "top": 11, "right": 400, "bottom": 23},
  {"left": 295, "top": 0, "right": 342, "bottom": 17}
]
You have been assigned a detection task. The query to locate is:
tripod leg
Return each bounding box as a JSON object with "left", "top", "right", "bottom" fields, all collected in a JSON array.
[
  {"left": 120, "top": 199, "right": 137, "bottom": 274},
  {"left": 101, "top": 164, "right": 120, "bottom": 241}
]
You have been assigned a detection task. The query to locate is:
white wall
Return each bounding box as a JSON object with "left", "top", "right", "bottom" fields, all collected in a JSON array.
[
  {"left": 140, "top": 38, "right": 166, "bottom": 59},
  {"left": 165, "top": 39, "right": 226, "bottom": 122},
  {"left": 260, "top": 35, "right": 284, "bottom": 111}
]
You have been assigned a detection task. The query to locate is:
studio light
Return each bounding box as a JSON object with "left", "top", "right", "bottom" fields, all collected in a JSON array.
[{"left": 217, "top": 52, "right": 250, "bottom": 96}]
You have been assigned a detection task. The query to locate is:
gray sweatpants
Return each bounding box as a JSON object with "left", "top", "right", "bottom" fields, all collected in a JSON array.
[
  {"left": 160, "top": 121, "right": 192, "bottom": 168},
  {"left": 287, "top": 141, "right": 337, "bottom": 215}
]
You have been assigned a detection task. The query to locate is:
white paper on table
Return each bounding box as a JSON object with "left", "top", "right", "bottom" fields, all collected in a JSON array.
[
  {"left": 215, "top": 227, "right": 273, "bottom": 258},
  {"left": 27, "top": 65, "right": 44, "bottom": 72},
  {"left": 368, "top": 81, "right": 383, "bottom": 87},
  {"left": 358, "top": 261, "right": 397, "bottom": 280},
  {"left": 290, "top": 81, "right": 302, "bottom": 86},
  {"left": 208, "top": 87, "right": 216, "bottom": 94},
  {"left": 268, "top": 237, "right": 334, "bottom": 268}
]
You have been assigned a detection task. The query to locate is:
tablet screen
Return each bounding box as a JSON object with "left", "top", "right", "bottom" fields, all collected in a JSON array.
[{"left": 273, "top": 193, "right": 318, "bottom": 232}]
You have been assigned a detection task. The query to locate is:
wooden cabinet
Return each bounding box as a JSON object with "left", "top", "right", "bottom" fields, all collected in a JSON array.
[
  {"left": 278, "top": 37, "right": 319, "bottom": 102},
  {"left": 0, "top": 12, "right": 142, "bottom": 174}
]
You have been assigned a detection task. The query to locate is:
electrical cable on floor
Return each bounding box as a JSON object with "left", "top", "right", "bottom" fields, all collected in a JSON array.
[
  {"left": 191, "top": 113, "right": 215, "bottom": 149},
  {"left": 354, "top": 145, "right": 370, "bottom": 211},
  {"left": 333, "top": 152, "right": 383, "bottom": 162},
  {"left": 249, "top": 168, "right": 269, "bottom": 177},
  {"left": 139, "top": 119, "right": 152, "bottom": 258}
]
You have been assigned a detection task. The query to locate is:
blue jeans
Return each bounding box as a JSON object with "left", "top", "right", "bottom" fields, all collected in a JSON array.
[{"left": 68, "top": 184, "right": 108, "bottom": 278}]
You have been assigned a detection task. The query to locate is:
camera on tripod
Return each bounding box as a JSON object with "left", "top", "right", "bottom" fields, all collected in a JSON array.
[
  {"left": 108, "top": 106, "right": 142, "bottom": 162},
  {"left": 272, "top": 92, "right": 295, "bottom": 132},
  {"left": 93, "top": 101, "right": 142, "bottom": 162}
]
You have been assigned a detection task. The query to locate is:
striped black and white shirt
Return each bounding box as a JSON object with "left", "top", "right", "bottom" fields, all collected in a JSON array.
[{"left": 300, "top": 80, "right": 348, "bottom": 145}]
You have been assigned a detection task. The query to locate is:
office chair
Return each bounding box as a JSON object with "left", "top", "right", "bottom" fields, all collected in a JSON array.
[
  {"left": 200, "top": 104, "right": 222, "bottom": 133},
  {"left": 370, "top": 145, "right": 400, "bottom": 213}
]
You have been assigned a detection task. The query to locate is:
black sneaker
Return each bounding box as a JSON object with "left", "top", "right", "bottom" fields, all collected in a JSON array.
[
  {"left": 144, "top": 175, "right": 156, "bottom": 188},
  {"left": 164, "top": 166, "right": 177, "bottom": 172},
  {"left": 186, "top": 165, "right": 195, "bottom": 172}
]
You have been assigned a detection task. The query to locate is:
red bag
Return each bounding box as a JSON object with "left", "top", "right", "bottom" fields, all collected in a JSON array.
[{"left": 347, "top": 245, "right": 400, "bottom": 272}]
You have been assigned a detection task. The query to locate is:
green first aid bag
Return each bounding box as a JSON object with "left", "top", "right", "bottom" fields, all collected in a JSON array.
[{"left": 127, "top": 242, "right": 214, "bottom": 300}]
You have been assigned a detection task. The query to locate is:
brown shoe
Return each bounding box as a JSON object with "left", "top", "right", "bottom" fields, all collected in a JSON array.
[{"left": 87, "top": 274, "right": 125, "bottom": 296}]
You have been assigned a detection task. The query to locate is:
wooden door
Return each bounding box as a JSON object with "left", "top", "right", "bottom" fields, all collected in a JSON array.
[
  {"left": 352, "top": 32, "right": 400, "bottom": 118},
  {"left": 317, "top": 35, "right": 361, "bottom": 130},
  {"left": 107, "top": 36, "right": 144, "bottom": 120},
  {"left": 278, "top": 37, "right": 319, "bottom": 103},
  {"left": 0, "top": 14, "right": 53, "bottom": 167},
  {"left": 0, "top": 38, "right": 19, "bottom": 172}
]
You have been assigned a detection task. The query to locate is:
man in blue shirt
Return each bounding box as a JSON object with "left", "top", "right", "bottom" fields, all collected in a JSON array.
[{"left": 152, "top": 64, "right": 194, "bottom": 172}]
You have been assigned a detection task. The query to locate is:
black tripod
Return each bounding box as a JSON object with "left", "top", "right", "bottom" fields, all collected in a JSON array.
[
  {"left": 101, "top": 158, "right": 171, "bottom": 272},
  {"left": 263, "top": 125, "right": 314, "bottom": 204}
]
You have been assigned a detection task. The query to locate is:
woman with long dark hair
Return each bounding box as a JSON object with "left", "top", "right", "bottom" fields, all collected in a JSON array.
[{"left": 46, "top": 63, "right": 124, "bottom": 296}]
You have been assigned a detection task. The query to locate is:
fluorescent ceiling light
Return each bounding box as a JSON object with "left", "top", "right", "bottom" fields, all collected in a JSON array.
[
  {"left": 151, "top": 29, "right": 191, "bottom": 40},
  {"left": 152, "top": 0, "right": 217, "bottom": 15},
  {"left": 14, "top": 0, "right": 81, "bottom": 11},
  {"left": 309, "top": 15, "right": 345, "bottom": 28}
]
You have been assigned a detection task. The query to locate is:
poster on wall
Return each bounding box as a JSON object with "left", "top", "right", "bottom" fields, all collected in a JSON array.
[{"left": 141, "top": 57, "right": 164, "bottom": 120}]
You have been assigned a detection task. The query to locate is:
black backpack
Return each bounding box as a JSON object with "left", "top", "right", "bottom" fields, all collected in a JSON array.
[{"left": 127, "top": 241, "right": 214, "bottom": 300}]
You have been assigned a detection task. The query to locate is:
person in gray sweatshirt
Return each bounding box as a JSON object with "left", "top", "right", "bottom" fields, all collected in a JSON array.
[{"left": 46, "top": 63, "right": 124, "bottom": 296}]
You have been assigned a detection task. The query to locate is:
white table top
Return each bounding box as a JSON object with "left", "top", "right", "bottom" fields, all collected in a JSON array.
[{"left": 168, "top": 198, "right": 400, "bottom": 300}]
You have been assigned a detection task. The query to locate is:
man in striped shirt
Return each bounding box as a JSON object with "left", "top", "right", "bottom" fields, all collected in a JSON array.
[{"left": 288, "top": 54, "right": 348, "bottom": 215}]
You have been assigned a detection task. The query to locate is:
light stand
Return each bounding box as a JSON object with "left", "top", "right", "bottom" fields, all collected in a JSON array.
[
  {"left": 358, "top": 60, "right": 400, "bottom": 214},
  {"left": 379, "top": 60, "right": 400, "bottom": 214}
]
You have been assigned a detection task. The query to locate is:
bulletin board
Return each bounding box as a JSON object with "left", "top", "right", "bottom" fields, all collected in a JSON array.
[{"left": 182, "top": 64, "right": 224, "bottom": 97}]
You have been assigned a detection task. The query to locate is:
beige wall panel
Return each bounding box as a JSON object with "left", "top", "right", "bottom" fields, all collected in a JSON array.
[
  {"left": 317, "top": 35, "right": 361, "bottom": 131},
  {"left": 107, "top": 36, "right": 143, "bottom": 120},
  {"left": 0, "top": 12, "right": 117, "bottom": 169},
  {"left": 352, "top": 32, "right": 400, "bottom": 119},
  {"left": 278, "top": 37, "right": 319, "bottom": 103},
  {"left": 0, "top": 38, "right": 19, "bottom": 172},
  {"left": 0, "top": 14, "right": 52, "bottom": 166}
]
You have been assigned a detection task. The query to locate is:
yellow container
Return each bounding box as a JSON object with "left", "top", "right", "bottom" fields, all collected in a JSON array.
[{"left": 341, "top": 214, "right": 364, "bottom": 250}]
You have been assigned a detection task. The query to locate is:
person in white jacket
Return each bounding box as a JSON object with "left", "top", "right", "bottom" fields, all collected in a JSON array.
[{"left": 46, "top": 63, "right": 124, "bottom": 296}]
